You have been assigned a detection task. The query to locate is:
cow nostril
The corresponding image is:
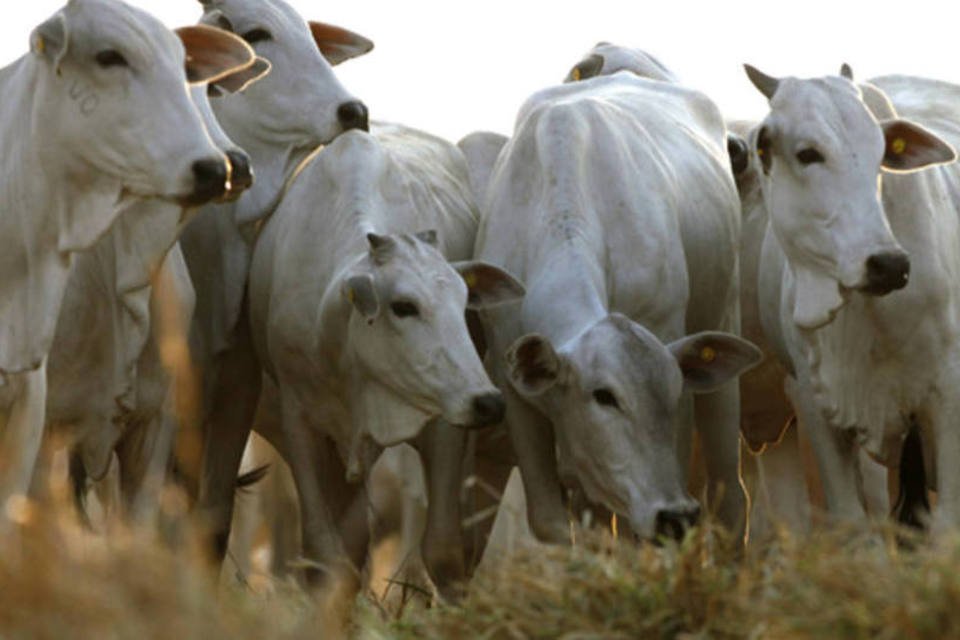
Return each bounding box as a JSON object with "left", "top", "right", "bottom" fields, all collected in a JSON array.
[
  {"left": 225, "top": 150, "right": 253, "bottom": 192},
  {"left": 337, "top": 100, "right": 369, "bottom": 132},
  {"left": 863, "top": 251, "right": 910, "bottom": 296},
  {"left": 654, "top": 505, "right": 700, "bottom": 542},
  {"left": 470, "top": 393, "right": 505, "bottom": 428},
  {"left": 186, "top": 158, "right": 228, "bottom": 205}
]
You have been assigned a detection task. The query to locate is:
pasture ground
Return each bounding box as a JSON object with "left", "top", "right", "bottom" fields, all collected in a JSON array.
[{"left": 2, "top": 475, "right": 957, "bottom": 640}]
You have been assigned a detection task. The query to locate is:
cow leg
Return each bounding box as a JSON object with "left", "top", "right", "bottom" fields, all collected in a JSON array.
[
  {"left": 195, "top": 319, "right": 262, "bottom": 565},
  {"left": 931, "top": 393, "right": 960, "bottom": 533},
  {"left": 115, "top": 408, "right": 176, "bottom": 528},
  {"left": 748, "top": 422, "right": 812, "bottom": 542},
  {"left": 277, "top": 390, "right": 352, "bottom": 590},
  {"left": 694, "top": 381, "right": 747, "bottom": 539},
  {"left": 502, "top": 385, "right": 569, "bottom": 544},
  {"left": 413, "top": 419, "right": 468, "bottom": 601},
  {"left": 787, "top": 376, "right": 866, "bottom": 521},
  {"left": 0, "top": 364, "right": 47, "bottom": 528}
]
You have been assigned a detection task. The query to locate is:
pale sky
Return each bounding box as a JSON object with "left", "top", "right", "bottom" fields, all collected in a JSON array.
[{"left": 2, "top": 1, "right": 958, "bottom": 142}]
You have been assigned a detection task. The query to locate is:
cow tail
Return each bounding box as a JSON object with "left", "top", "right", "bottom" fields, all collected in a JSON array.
[
  {"left": 68, "top": 449, "right": 93, "bottom": 529},
  {"left": 893, "top": 420, "right": 929, "bottom": 530}
]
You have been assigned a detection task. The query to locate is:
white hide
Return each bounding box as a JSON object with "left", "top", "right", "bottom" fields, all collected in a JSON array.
[
  {"left": 457, "top": 131, "right": 509, "bottom": 209},
  {"left": 183, "top": 0, "right": 372, "bottom": 378},
  {"left": 564, "top": 43, "right": 678, "bottom": 84},
  {"left": 0, "top": 0, "right": 243, "bottom": 512},
  {"left": 477, "top": 73, "right": 754, "bottom": 540},
  {"left": 753, "top": 70, "right": 960, "bottom": 523}
]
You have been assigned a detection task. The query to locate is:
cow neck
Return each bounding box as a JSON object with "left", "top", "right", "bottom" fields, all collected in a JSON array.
[
  {"left": 0, "top": 59, "right": 125, "bottom": 374},
  {"left": 220, "top": 129, "right": 319, "bottom": 231},
  {"left": 524, "top": 240, "right": 608, "bottom": 348}
]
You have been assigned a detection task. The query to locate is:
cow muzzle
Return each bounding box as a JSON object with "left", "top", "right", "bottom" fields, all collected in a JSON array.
[
  {"left": 460, "top": 392, "right": 505, "bottom": 429},
  {"left": 860, "top": 250, "right": 910, "bottom": 296},
  {"left": 224, "top": 150, "right": 253, "bottom": 199},
  {"left": 654, "top": 503, "right": 701, "bottom": 542},
  {"left": 181, "top": 158, "right": 229, "bottom": 206}
]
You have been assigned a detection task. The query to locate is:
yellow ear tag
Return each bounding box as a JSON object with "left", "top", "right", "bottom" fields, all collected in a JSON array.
[
  {"left": 756, "top": 147, "right": 764, "bottom": 157},
  {"left": 891, "top": 137, "right": 907, "bottom": 155},
  {"left": 572, "top": 67, "right": 581, "bottom": 82},
  {"left": 347, "top": 288, "right": 355, "bottom": 304},
  {"left": 700, "top": 346, "right": 717, "bottom": 363},
  {"left": 610, "top": 513, "right": 619, "bottom": 540},
  {"left": 36, "top": 36, "right": 45, "bottom": 54},
  {"left": 463, "top": 272, "right": 478, "bottom": 289}
]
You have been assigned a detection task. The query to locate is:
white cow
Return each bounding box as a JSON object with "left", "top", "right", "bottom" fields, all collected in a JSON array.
[
  {"left": 476, "top": 71, "right": 761, "bottom": 543},
  {"left": 247, "top": 123, "right": 524, "bottom": 597},
  {"left": 178, "top": 0, "right": 373, "bottom": 558},
  {"left": 0, "top": 0, "right": 253, "bottom": 522},
  {"left": 745, "top": 65, "right": 959, "bottom": 529},
  {"left": 53, "top": 59, "right": 269, "bottom": 525}
]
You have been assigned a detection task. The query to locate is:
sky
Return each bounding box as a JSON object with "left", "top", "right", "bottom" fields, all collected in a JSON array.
[{"left": 2, "top": 1, "right": 959, "bottom": 142}]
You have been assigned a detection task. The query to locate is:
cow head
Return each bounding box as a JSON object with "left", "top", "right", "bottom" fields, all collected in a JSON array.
[
  {"left": 506, "top": 314, "right": 760, "bottom": 540},
  {"left": 744, "top": 64, "right": 955, "bottom": 329},
  {"left": 342, "top": 232, "right": 524, "bottom": 444},
  {"left": 564, "top": 43, "right": 677, "bottom": 84},
  {"left": 187, "top": 56, "right": 271, "bottom": 201},
  {"left": 198, "top": 0, "right": 373, "bottom": 148},
  {"left": 28, "top": 1, "right": 253, "bottom": 216}
]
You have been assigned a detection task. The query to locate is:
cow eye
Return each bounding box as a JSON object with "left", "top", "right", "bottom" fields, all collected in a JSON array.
[
  {"left": 390, "top": 301, "right": 419, "bottom": 318},
  {"left": 95, "top": 50, "right": 128, "bottom": 68},
  {"left": 796, "top": 148, "right": 825, "bottom": 165},
  {"left": 242, "top": 28, "right": 273, "bottom": 44},
  {"left": 592, "top": 388, "right": 619, "bottom": 409}
]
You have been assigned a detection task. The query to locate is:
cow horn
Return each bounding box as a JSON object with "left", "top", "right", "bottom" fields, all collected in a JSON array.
[
  {"left": 840, "top": 63, "right": 854, "bottom": 80},
  {"left": 744, "top": 64, "right": 780, "bottom": 100}
]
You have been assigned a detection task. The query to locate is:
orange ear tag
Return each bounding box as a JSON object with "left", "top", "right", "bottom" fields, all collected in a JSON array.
[
  {"left": 572, "top": 67, "right": 581, "bottom": 81},
  {"left": 36, "top": 36, "right": 45, "bottom": 54},
  {"left": 700, "top": 346, "right": 717, "bottom": 363}
]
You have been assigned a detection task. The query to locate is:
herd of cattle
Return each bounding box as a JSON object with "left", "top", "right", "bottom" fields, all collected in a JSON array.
[{"left": 2, "top": 0, "right": 958, "bottom": 602}]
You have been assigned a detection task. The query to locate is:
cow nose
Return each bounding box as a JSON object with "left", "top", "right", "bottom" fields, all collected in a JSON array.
[
  {"left": 225, "top": 150, "right": 253, "bottom": 196},
  {"left": 468, "top": 392, "right": 505, "bottom": 428},
  {"left": 654, "top": 505, "right": 700, "bottom": 541},
  {"left": 861, "top": 251, "right": 910, "bottom": 295},
  {"left": 337, "top": 100, "right": 369, "bottom": 132},
  {"left": 727, "top": 134, "right": 749, "bottom": 177},
  {"left": 185, "top": 158, "right": 228, "bottom": 206}
]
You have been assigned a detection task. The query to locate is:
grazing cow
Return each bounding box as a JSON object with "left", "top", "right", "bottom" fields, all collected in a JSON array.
[
  {"left": 54, "top": 59, "right": 269, "bottom": 526},
  {"left": 247, "top": 123, "right": 524, "bottom": 596},
  {"left": 744, "top": 65, "right": 959, "bottom": 529},
  {"left": 177, "top": 0, "right": 373, "bottom": 555},
  {"left": 475, "top": 71, "right": 761, "bottom": 544},
  {"left": 0, "top": 0, "right": 253, "bottom": 522}
]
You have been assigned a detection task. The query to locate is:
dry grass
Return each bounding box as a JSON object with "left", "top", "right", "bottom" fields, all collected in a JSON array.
[{"left": 4, "top": 496, "right": 960, "bottom": 640}]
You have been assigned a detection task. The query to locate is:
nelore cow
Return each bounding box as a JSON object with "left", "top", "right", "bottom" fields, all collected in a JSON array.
[
  {"left": 0, "top": 0, "right": 252, "bottom": 524},
  {"left": 54, "top": 59, "right": 269, "bottom": 526},
  {"left": 246, "top": 123, "right": 524, "bottom": 597},
  {"left": 745, "top": 64, "right": 960, "bottom": 530},
  {"left": 177, "top": 0, "right": 372, "bottom": 553},
  {"left": 475, "top": 59, "right": 761, "bottom": 544}
]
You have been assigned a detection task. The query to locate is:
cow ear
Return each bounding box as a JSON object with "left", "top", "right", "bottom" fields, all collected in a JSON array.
[
  {"left": 342, "top": 273, "right": 379, "bottom": 322},
  {"left": 668, "top": 332, "right": 762, "bottom": 394},
  {"left": 453, "top": 261, "right": 526, "bottom": 309},
  {"left": 209, "top": 56, "right": 271, "bottom": 95},
  {"left": 565, "top": 53, "right": 604, "bottom": 83},
  {"left": 881, "top": 119, "right": 956, "bottom": 172},
  {"left": 506, "top": 334, "right": 563, "bottom": 397},
  {"left": 839, "top": 62, "right": 854, "bottom": 80},
  {"left": 309, "top": 21, "right": 374, "bottom": 66},
  {"left": 176, "top": 25, "right": 255, "bottom": 84},
  {"left": 31, "top": 12, "right": 68, "bottom": 71}
]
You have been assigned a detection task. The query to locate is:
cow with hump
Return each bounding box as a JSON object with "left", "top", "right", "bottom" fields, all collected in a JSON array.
[
  {"left": 177, "top": 0, "right": 372, "bottom": 558},
  {"left": 745, "top": 63, "right": 960, "bottom": 530},
  {"left": 475, "top": 54, "right": 762, "bottom": 544},
  {"left": 0, "top": 0, "right": 251, "bottom": 525},
  {"left": 247, "top": 122, "right": 524, "bottom": 597}
]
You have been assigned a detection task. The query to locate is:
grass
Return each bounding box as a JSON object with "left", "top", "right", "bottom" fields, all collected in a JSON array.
[{"left": 4, "top": 481, "right": 960, "bottom": 639}]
